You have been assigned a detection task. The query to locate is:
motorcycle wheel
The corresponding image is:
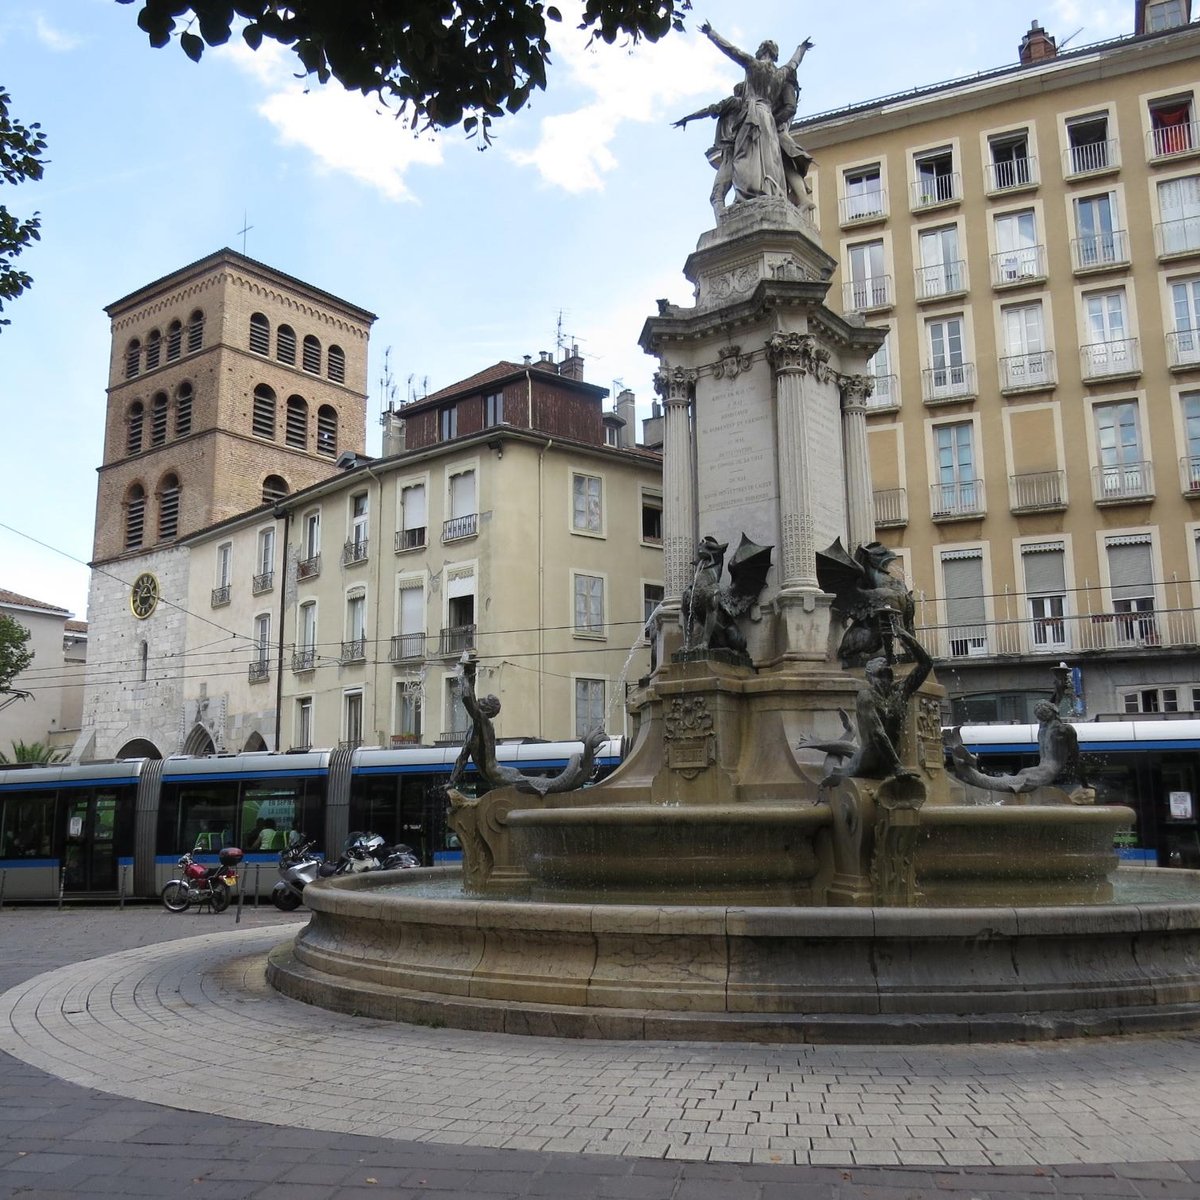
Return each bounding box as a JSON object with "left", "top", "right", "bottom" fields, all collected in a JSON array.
[
  {"left": 209, "top": 881, "right": 231, "bottom": 914},
  {"left": 161, "top": 881, "right": 190, "bottom": 912},
  {"left": 272, "top": 887, "right": 302, "bottom": 912}
]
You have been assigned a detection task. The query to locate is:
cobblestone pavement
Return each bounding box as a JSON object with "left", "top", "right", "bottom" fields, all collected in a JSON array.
[{"left": 5, "top": 909, "right": 1200, "bottom": 1197}]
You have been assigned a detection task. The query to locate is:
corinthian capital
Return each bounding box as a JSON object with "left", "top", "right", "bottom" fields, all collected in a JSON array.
[
  {"left": 653, "top": 364, "right": 698, "bottom": 404},
  {"left": 838, "top": 373, "right": 875, "bottom": 407},
  {"left": 765, "top": 332, "right": 832, "bottom": 382}
]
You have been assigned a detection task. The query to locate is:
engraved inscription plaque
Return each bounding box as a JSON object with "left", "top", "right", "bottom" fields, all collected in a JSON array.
[{"left": 695, "top": 362, "right": 778, "bottom": 514}]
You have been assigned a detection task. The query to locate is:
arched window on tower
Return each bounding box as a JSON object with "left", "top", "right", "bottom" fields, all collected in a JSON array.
[
  {"left": 187, "top": 309, "right": 204, "bottom": 353},
  {"left": 277, "top": 324, "right": 296, "bottom": 366},
  {"left": 286, "top": 396, "right": 308, "bottom": 448},
  {"left": 145, "top": 329, "right": 162, "bottom": 371},
  {"left": 126, "top": 484, "right": 146, "bottom": 550},
  {"left": 316, "top": 405, "right": 338, "bottom": 457},
  {"left": 249, "top": 312, "right": 270, "bottom": 356},
  {"left": 127, "top": 402, "right": 145, "bottom": 455},
  {"left": 125, "top": 339, "right": 141, "bottom": 380},
  {"left": 302, "top": 335, "right": 321, "bottom": 374},
  {"left": 327, "top": 345, "right": 346, "bottom": 383},
  {"left": 158, "top": 473, "right": 181, "bottom": 541},
  {"left": 151, "top": 392, "right": 168, "bottom": 446},
  {"left": 166, "top": 320, "right": 183, "bottom": 361},
  {"left": 262, "top": 474, "right": 289, "bottom": 504},
  {"left": 175, "top": 382, "right": 193, "bottom": 437},
  {"left": 252, "top": 384, "right": 277, "bottom": 439}
]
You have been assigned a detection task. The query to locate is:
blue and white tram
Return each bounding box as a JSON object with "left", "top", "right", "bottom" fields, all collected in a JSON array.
[
  {"left": 958, "top": 719, "right": 1200, "bottom": 867},
  {"left": 0, "top": 738, "right": 624, "bottom": 901}
]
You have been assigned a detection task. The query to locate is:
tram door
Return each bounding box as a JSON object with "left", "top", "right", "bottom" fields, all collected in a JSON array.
[
  {"left": 62, "top": 790, "right": 118, "bottom": 891},
  {"left": 1156, "top": 759, "right": 1200, "bottom": 868}
]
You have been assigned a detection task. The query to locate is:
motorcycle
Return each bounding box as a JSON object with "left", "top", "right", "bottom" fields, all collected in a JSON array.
[
  {"left": 271, "top": 835, "right": 321, "bottom": 912},
  {"left": 161, "top": 845, "right": 243, "bottom": 913}
]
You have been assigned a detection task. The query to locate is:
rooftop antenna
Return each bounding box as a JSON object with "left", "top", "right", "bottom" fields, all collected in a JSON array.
[
  {"left": 236, "top": 211, "right": 253, "bottom": 255},
  {"left": 1058, "top": 27, "right": 1084, "bottom": 51},
  {"left": 379, "top": 346, "right": 398, "bottom": 417}
]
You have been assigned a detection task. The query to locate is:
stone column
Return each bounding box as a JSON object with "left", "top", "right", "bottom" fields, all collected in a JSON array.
[
  {"left": 654, "top": 365, "right": 697, "bottom": 661},
  {"left": 839, "top": 373, "right": 875, "bottom": 551}
]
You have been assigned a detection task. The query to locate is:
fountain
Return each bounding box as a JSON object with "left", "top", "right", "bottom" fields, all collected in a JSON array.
[{"left": 268, "top": 24, "right": 1200, "bottom": 1042}]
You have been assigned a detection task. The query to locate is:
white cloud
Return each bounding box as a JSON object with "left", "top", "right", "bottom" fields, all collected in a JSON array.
[{"left": 33, "top": 14, "right": 81, "bottom": 52}]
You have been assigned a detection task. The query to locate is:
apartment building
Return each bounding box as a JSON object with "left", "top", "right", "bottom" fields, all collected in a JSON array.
[{"left": 797, "top": 1, "right": 1200, "bottom": 720}]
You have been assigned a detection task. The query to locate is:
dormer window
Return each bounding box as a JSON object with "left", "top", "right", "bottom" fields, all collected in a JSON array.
[
  {"left": 440, "top": 406, "right": 458, "bottom": 441},
  {"left": 1142, "top": 0, "right": 1187, "bottom": 32}
]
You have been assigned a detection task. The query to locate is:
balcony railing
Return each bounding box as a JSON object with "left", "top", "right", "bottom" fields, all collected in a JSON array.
[
  {"left": 911, "top": 172, "right": 961, "bottom": 208},
  {"left": 1168, "top": 328, "right": 1200, "bottom": 368},
  {"left": 1009, "top": 469, "right": 1067, "bottom": 512},
  {"left": 999, "top": 350, "right": 1056, "bottom": 392},
  {"left": 1181, "top": 456, "right": 1200, "bottom": 495},
  {"left": 390, "top": 632, "right": 426, "bottom": 661},
  {"left": 438, "top": 623, "right": 476, "bottom": 656},
  {"left": 395, "top": 527, "right": 426, "bottom": 552},
  {"left": 291, "top": 648, "right": 316, "bottom": 672},
  {"left": 839, "top": 189, "right": 888, "bottom": 224},
  {"left": 252, "top": 570, "right": 273, "bottom": 595},
  {"left": 865, "top": 375, "right": 899, "bottom": 409},
  {"left": 842, "top": 276, "right": 892, "bottom": 311},
  {"left": 873, "top": 487, "right": 907, "bottom": 527},
  {"left": 297, "top": 554, "right": 320, "bottom": 580},
  {"left": 1147, "top": 120, "right": 1200, "bottom": 159},
  {"left": 1063, "top": 138, "right": 1120, "bottom": 177},
  {"left": 914, "top": 260, "right": 966, "bottom": 300},
  {"left": 442, "top": 513, "right": 478, "bottom": 542},
  {"left": 211, "top": 584, "right": 231, "bottom": 607},
  {"left": 915, "top": 606, "right": 1199, "bottom": 659},
  {"left": 1156, "top": 217, "right": 1200, "bottom": 258},
  {"left": 922, "top": 362, "right": 976, "bottom": 404},
  {"left": 1092, "top": 460, "right": 1154, "bottom": 503},
  {"left": 248, "top": 661, "right": 270, "bottom": 683},
  {"left": 1080, "top": 338, "right": 1140, "bottom": 380},
  {"left": 985, "top": 156, "right": 1038, "bottom": 192},
  {"left": 990, "top": 244, "right": 1046, "bottom": 286},
  {"left": 930, "top": 479, "right": 985, "bottom": 520},
  {"left": 343, "top": 537, "right": 369, "bottom": 565},
  {"left": 340, "top": 638, "right": 367, "bottom": 663},
  {"left": 1070, "top": 229, "right": 1129, "bottom": 271}
]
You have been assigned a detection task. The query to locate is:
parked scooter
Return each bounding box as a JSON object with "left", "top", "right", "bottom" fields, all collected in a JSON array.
[
  {"left": 161, "top": 845, "right": 243, "bottom": 913},
  {"left": 270, "top": 834, "right": 321, "bottom": 911}
]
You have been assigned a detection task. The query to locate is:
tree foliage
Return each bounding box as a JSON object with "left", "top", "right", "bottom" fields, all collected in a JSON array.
[
  {"left": 0, "top": 740, "right": 67, "bottom": 765},
  {"left": 118, "top": 0, "right": 690, "bottom": 140},
  {"left": 0, "top": 88, "right": 48, "bottom": 330},
  {"left": 0, "top": 614, "right": 33, "bottom": 693}
]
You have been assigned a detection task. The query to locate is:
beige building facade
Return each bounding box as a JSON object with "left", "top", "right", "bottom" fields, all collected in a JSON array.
[{"left": 798, "top": 5, "right": 1200, "bottom": 720}]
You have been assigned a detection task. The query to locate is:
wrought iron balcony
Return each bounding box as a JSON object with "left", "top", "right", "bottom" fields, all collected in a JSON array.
[
  {"left": 841, "top": 276, "right": 892, "bottom": 312},
  {"left": 911, "top": 172, "right": 961, "bottom": 208},
  {"left": 1156, "top": 217, "right": 1200, "bottom": 258},
  {"left": 340, "top": 638, "right": 367, "bottom": 664},
  {"left": 1147, "top": 120, "right": 1200, "bottom": 159},
  {"left": 1168, "top": 329, "right": 1200, "bottom": 369},
  {"left": 291, "top": 648, "right": 316, "bottom": 672},
  {"left": 248, "top": 661, "right": 270, "bottom": 683},
  {"left": 914, "top": 260, "right": 967, "bottom": 300},
  {"left": 984, "top": 156, "right": 1038, "bottom": 193},
  {"left": 1080, "top": 338, "right": 1140, "bottom": 380},
  {"left": 394, "top": 527, "right": 426, "bottom": 552},
  {"left": 1009, "top": 469, "right": 1067, "bottom": 512},
  {"left": 297, "top": 554, "right": 321, "bottom": 580},
  {"left": 342, "top": 537, "right": 369, "bottom": 566},
  {"left": 1070, "top": 229, "right": 1129, "bottom": 272},
  {"left": 930, "top": 479, "right": 985, "bottom": 520},
  {"left": 873, "top": 487, "right": 907, "bottom": 527},
  {"left": 990, "top": 244, "right": 1046, "bottom": 287},
  {"left": 210, "top": 584, "right": 231, "bottom": 608},
  {"left": 999, "top": 350, "right": 1056, "bottom": 393},
  {"left": 438, "top": 623, "right": 476, "bottom": 656},
  {"left": 922, "top": 362, "right": 976, "bottom": 404},
  {"left": 390, "top": 632, "right": 426, "bottom": 662},
  {"left": 251, "top": 570, "right": 273, "bottom": 595},
  {"left": 1063, "top": 138, "right": 1120, "bottom": 177},
  {"left": 1092, "top": 461, "right": 1154, "bottom": 503},
  {"left": 838, "top": 189, "right": 888, "bottom": 224},
  {"left": 442, "top": 513, "right": 478, "bottom": 543}
]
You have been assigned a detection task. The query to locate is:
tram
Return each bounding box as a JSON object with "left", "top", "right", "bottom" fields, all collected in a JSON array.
[{"left": 0, "top": 739, "right": 623, "bottom": 902}]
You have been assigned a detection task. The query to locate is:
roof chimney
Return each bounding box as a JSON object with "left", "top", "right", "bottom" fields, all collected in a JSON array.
[
  {"left": 558, "top": 343, "right": 585, "bottom": 381},
  {"left": 616, "top": 388, "right": 636, "bottom": 449},
  {"left": 1019, "top": 19, "right": 1057, "bottom": 64}
]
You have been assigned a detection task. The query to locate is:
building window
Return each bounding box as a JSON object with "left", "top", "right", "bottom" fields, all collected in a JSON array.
[
  {"left": 572, "top": 473, "right": 603, "bottom": 534},
  {"left": 992, "top": 209, "right": 1042, "bottom": 282},
  {"left": 1094, "top": 401, "right": 1149, "bottom": 498},
  {"left": 187, "top": 310, "right": 204, "bottom": 354},
  {"left": 395, "top": 683, "right": 422, "bottom": 743},
  {"left": 343, "top": 593, "right": 366, "bottom": 662},
  {"left": 916, "top": 225, "right": 963, "bottom": 298},
  {"left": 1082, "top": 289, "right": 1134, "bottom": 377},
  {"left": 1183, "top": 393, "right": 1200, "bottom": 489},
  {"left": 295, "top": 697, "right": 313, "bottom": 749},
  {"left": 345, "top": 491, "right": 368, "bottom": 562},
  {"left": 213, "top": 542, "right": 232, "bottom": 606},
  {"left": 1172, "top": 279, "right": 1200, "bottom": 370},
  {"left": 867, "top": 332, "right": 896, "bottom": 405},
  {"left": 1149, "top": 94, "right": 1195, "bottom": 157},
  {"left": 175, "top": 382, "right": 193, "bottom": 437},
  {"left": 444, "top": 470, "right": 477, "bottom": 541},
  {"left": 1073, "top": 192, "right": 1124, "bottom": 268},
  {"left": 1106, "top": 536, "right": 1157, "bottom": 644},
  {"left": 1066, "top": 113, "right": 1114, "bottom": 174},
  {"left": 276, "top": 324, "right": 296, "bottom": 366},
  {"left": 316, "top": 405, "right": 338, "bottom": 457},
  {"left": 1022, "top": 543, "right": 1067, "bottom": 649},
  {"left": 1000, "top": 302, "right": 1052, "bottom": 390},
  {"left": 399, "top": 483, "right": 427, "bottom": 550},
  {"left": 484, "top": 391, "right": 503, "bottom": 427},
  {"left": 912, "top": 146, "right": 957, "bottom": 206},
  {"left": 125, "top": 338, "right": 141, "bottom": 379},
  {"left": 127, "top": 402, "right": 144, "bottom": 455},
  {"left": 150, "top": 392, "right": 168, "bottom": 446},
  {"left": 302, "top": 335, "right": 321, "bottom": 374},
  {"left": 643, "top": 582, "right": 665, "bottom": 628},
  {"left": 841, "top": 165, "right": 884, "bottom": 221},
  {"left": 845, "top": 239, "right": 889, "bottom": 310},
  {"left": 395, "top": 581, "right": 425, "bottom": 661},
  {"left": 1123, "top": 688, "right": 1178, "bottom": 715},
  {"left": 157, "top": 473, "right": 180, "bottom": 541},
  {"left": 987, "top": 130, "right": 1034, "bottom": 191},
  {"left": 295, "top": 601, "right": 317, "bottom": 671},
  {"left": 604, "top": 423, "right": 620, "bottom": 447},
  {"left": 573, "top": 572, "right": 605, "bottom": 637},
  {"left": 249, "top": 312, "right": 270, "bottom": 356},
  {"left": 125, "top": 484, "right": 146, "bottom": 549},
  {"left": 251, "top": 613, "right": 271, "bottom": 681},
  {"left": 252, "top": 384, "right": 277, "bottom": 439},
  {"left": 445, "top": 677, "right": 469, "bottom": 738},
  {"left": 285, "top": 395, "right": 307, "bottom": 448},
  {"left": 925, "top": 315, "right": 971, "bottom": 401},
  {"left": 941, "top": 549, "right": 987, "bottom": 657},
  {"left": 343, "top": 691, "right": 364, "bottom": 748},
  {"left": 299, "top": 510, "right": 321, "bottom": 578},
  {"left": 1158, "top": 176, "right": 1200, "bottom": 256},
  {"left": 933, "top": 421, "right": 979, "bottom": 516},
  {"left": 255, "top": 526, "right": 275, "bottom": 593},
  {"left": 145, "top": 329, "right": 161, "bottom": 371},
  {"left": 166, "top": 320, "right": 183, "bottom": 361},
  {"left": 440, "top": 406, "right": 458, "bottom": 441},
  {"left": 443, "top": 590, "right": 476, "bottom": 656},
  {"left": 262, "top": 474, "right": 288, "bottom": 504},
  {"left": 641, "top": 493, "right": 663, "bottom": 543},
  {"left": 575, "top": 678, "right": 606, "bottom": 738},
  {"left": 1145, "top": 0, "right": 1187, "bottom": 29},
  {"left": 328, "top": 345, "right": 346, "bottom": 383}
]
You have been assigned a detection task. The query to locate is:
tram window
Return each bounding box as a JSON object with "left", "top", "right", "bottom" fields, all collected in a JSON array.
[
  {"left": 158, "top": 783, "right": 239, "bottom": 853},
  {"left": 241, "top": 782, "right": 317, "bottom": 852},
  {"left": 0, "top": 794, "right": 55, "bottom": 858}
]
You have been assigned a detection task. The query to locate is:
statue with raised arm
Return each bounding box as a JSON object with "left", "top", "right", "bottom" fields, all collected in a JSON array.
[
  {"left": 674, "top": 83, "right": 746, "bottom": 220},
  {"left": 696, "top": 22, "right": 816, "bottom": 212}
]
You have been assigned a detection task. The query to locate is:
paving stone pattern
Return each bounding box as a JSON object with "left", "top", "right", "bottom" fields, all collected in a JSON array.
[{"left": 4, "top": 908, "right": 1200, "bottom": 1197}]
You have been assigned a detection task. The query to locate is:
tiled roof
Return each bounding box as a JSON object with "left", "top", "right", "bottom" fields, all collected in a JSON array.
[
  {"left": 64, "top": 620, "right": 89, "bottom": 634},
  {"left": 0, "top": 589, "right": 71, "bottom": 616},
  {"left": 417, "top": 361, "right": 527, "bottom": 406}
]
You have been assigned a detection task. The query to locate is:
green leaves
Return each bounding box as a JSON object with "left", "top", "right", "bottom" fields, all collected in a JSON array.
[
  {"left": 0, "top": 613, "right": 33, "bottom": 691},
  {"left": 0, "top": 88, "right": 48, "bottom": 330}
]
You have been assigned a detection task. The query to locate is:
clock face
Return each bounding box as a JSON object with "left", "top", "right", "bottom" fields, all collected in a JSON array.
[{"left": 130, "top": 572, "right": 160, "bottom": 619}]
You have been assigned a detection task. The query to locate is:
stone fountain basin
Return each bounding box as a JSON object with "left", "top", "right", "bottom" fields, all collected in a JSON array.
[{"left": 268, "top": 864, "right": 1200, "bottom": 1044}]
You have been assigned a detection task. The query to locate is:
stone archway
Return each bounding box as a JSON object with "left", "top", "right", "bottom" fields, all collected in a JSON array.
[
  {"left": 243, "top": 731, "right": 268, "bottom": 752},
  {"left": 182, "top": 725, "right": 216, "bottom": 756},
  {"left": 115, "top": 738, "right": 161, "bottom": 760}
]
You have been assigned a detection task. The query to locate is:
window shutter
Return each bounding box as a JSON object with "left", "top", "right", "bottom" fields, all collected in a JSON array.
[
  {"left": 942, "top": 552, "right": 985, "bottom": 628},
  {"left": 449, "top": 472, "right": 475, "bottom": 519},
  {"left": 1106, "top": 538, "right": 1153, "bottom": 600},
  {"left": 1021, "top": 544, "right": 1066, "bottom": 595},
  {"left": 399, "top": 584, "right": 423, "bottom": 634},
  {"left": 403, "top": 485, "right": 426, "bottom": 529}
]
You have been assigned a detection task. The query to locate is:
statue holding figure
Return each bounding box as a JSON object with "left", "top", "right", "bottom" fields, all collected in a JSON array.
[{"left": 686, "top": 22, "right": 816, "bottom": 215}]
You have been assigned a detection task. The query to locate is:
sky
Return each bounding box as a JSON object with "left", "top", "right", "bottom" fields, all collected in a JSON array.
[{"left": 0, "top": 0, "right": 1132, "bottom": 621}]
